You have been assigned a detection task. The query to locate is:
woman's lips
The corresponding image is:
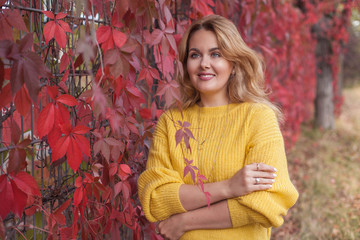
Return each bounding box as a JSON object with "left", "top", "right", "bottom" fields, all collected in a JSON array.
[{"left": 198, "top": 73, "right": 215, "bottom": 81}]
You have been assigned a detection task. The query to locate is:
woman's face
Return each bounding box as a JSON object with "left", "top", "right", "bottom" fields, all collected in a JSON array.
[{"left": 187, "top": 29, "right": 233, "bottom": 102}]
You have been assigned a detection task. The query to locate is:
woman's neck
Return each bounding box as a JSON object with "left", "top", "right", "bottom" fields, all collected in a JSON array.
[{"left": 198, "top": 94, "right": 230, "bottom": 107}]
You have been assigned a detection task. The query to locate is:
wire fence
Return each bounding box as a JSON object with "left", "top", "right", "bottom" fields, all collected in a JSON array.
[{"left": 1, "top": 0, "right": 103, "bottom": 238}]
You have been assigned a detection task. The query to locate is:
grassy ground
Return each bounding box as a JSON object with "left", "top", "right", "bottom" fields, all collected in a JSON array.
[{"left": 272, "top": 86, "right": 360, "bottom": 240}]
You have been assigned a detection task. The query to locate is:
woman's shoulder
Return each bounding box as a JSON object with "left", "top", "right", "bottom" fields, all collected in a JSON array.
[
  {"left": 240, "top": 102, "right": 275, "bottom": 115},
  {"left": 157, "top": 105, "right": 198, "bottom": 123}
]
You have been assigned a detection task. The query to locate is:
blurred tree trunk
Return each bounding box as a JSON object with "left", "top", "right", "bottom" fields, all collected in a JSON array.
[
  {"left": 338, "top": 49, "right": 344, "bottom": 97},
  {"left": 312, "top": 15, "right": 335, "bottom": 129}
]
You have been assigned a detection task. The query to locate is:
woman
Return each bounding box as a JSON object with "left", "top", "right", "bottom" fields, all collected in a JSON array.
[{"left": 138, "top": 15, "right": 298, "bottom": 240}]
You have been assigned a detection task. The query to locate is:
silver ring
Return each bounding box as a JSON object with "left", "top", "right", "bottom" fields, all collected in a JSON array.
[
  {"left": 257, "top": 163, "right": 259, "bottom": 171},
  {"left": 255, "top": 178, "right": 260, "bottom": 184},
  {"left": 155, "top": 228, "right": 159, "bottom": 234}
]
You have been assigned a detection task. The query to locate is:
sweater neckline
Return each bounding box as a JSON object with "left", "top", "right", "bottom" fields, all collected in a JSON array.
[{"left": 192, "top": 103, "right": 240, "bottom": 116}]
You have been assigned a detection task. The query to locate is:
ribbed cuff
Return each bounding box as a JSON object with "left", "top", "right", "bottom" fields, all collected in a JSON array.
[
  {"left": 149, "top": 182, "right": 186, "bottom": 221},
  {"left": 227, "top": 198, "right": 252, "bottom": 227}
]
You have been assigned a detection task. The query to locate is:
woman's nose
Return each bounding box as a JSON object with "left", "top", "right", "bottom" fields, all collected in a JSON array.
[{"left": 200, "top": 55, "right": 210, "bottom": 69}]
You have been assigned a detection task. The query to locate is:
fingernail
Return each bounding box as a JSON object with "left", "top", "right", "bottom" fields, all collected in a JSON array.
[
  {"left": 273, "top": 173, "right": 277, "bottom": 177},
  {"left": 274, "top": 168, "right": 278, "bottom": 172},
  {"left": 271, "top": 179, "right": 275, "bottom": 183},
  {"left": 268, "top": 185, "right": 272, "bottom": 188}
]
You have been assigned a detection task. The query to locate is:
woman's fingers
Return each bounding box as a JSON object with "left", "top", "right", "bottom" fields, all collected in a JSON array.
[
  {"left": 249, "top": 163, "right": 277, "bottom": 191},
  {"left": 251, "top": 162, "right": 277, "bottom": 172},
  {"left": 252, "top": 171, "right": 277, "bottom": 179}
]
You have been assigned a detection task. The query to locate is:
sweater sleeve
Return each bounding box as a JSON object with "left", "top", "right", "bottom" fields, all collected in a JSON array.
[
  {"left": 138, "top": 113, "right": 187, "bottom": 222},
  {"left": 227, "top": 104, "right": 299, "bottom": 228}
]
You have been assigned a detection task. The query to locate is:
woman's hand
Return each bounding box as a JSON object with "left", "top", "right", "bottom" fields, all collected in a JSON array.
[
  {"left": 156, "top": 213, "right": 186, "bottom": 240},
  {"left": 225, "top": 163, "right": 277, "bottom": 198}
]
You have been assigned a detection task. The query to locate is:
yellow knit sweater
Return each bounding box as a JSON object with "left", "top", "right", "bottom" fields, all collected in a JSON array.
[{"left": 138, "top": 103, "right": 299, "bottom": 239}]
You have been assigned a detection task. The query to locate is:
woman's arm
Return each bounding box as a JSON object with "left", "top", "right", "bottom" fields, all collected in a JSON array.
[
  {"left": 227, "top": 105, "right": 299, "bottom": 228},
  {"left": 179, "top": 162, "right": 276, "bottom": 211},
  {"left": 157, "top": 200, "right": 232, "bottom": 240}
]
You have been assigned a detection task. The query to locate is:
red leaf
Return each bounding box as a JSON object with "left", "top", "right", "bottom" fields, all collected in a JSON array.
[
  {"left": 12, "top": 171, "right": 41, "bottom": 197},
  {"left": 54, "top": 24, "right": 67, "bottom": 48},
  {"left": 114, "top": 181, "right": 130, "bottom": 200},
  {"left": 37, "top": 103, "right": 55, "bottom": 138},
  {"left": 60, "top": 121, "right": 72, "bottom": 135},
  {"left": 0, "top": 83, "right": 12, "bottom": 108},
  {"left": 56, "top": 94, "right": 78, "bottom": 106},
  {"left": 10, "top": 180, "right": 27, "bottom": 217},
  {"left": 61, "top": 69, "right": 69, "bottom": 83},
  {"left": 96, "top": 26, "right": 112, "bottom": 44},
  {"left": 0, "top": 219, "right": 4, "bottom": 240},
  {"left": 72, "top": 125, "right": 90, "bottom": 134},
  {"left": 0, "top": 59, "right": 4, "bottom": 91},
  {"left": 73, "top": 186, "right": 84, "bottom": 207},
  {"left": 60, "top": 227, "right": 73, "bottom": 239},
  {"left": 112, "top": 29, "right": 127, "bottom": 49},
  {"left": 183, "top": 166, "right": 190, "bottom": 178},
  {"left": 43, "top": 21, "right": 56, "bottom": 44},
  {"left": 109, "top": 163, "right": 118, "bottom": 177},
  {"left": 189, "top": 168, "right": 196, "bottom": 183},
  {"left": 8, "top": 147, "right": 27, "bottom": 174},
  {"left": 67, "top": 137, "right": 82, "bottom": 171},
  {"left": 5, "top": 9, "right": 28, "bottom": 33},
  {"left": 10, "top": 59, "right": 25, "bottom": 97},
  {"left": 118, "top": 164, "right": 131, "bottom": 181},
  {"left": 74, "top": 177, "right": 82, "bottom": 189},
  {"left": 184, "top": 128, "right": 195, "bottom": 139},
  {"left": 182, "top": 121, "right": 190, "bottom": 128},
  {"left": 103, "top": 137, "right": 120, "bottom": 146},
  {"left": 60, "top": 53, "right": 69, "bottom": 73},
  {"left": 47, "top": 85, "right": 59, "bottom": 100},
  {"left": 55, "top": 12, "right": 67, "bottom": 20},
  {"left": 150, "top": 29, "right": 164, "bottom": 45},
  {"left": 0, "top": 175, "right": 14, "bottom": 219},
  {"left": 10, "top": 119, "right": 21, "bottom": 144},
  {"left": 175, "top": 129, "right": 184, "bottom": 146},
  {"left": 22, "top": 52, "right": 45, "bottom": 103},
  {"left": 53, "top": 199, "right": 70, "bottom": 225},
  {"left": 52, "top": 136, "right": 70, "bottom": 161},
  {"left": 42, "top": 11, "right": 55, "bottom": 19},
  {"left": 57, "top": 20, "right": 73, "bottom": 33},
  {"left": 14, "top": 86, "right": 31, "bottom": 117},
  {"left": 17, "top": 138, "right": 31, "bottom": 148},
  {"left": 18, "top": 33, "right": 33, "bottom": 53},
  {"left": 73, "top": 135, "right": 90, "bottom": 157}
]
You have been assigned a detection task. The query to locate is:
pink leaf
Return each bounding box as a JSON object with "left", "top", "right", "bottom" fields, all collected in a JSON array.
[
  {"left": 55, "top": 12, "right": 67, "bottom": 20},
  {"left": 96, "top": 26, "right": 111, "bottom": 44},
  {"left": 119, "top": 164, "right": 131, "bottom": 175},
  {"left": 43, "top": 21, "right": 56, "bottom": 44},
  {"left": 182, "top": 121, "right": 190, "bottom": 128},
  {"left": 37, "top": 103, "right": 55, "bottom": 138},
  {"left": 54, "top": 24, "right": 67, "bottom": 48},
  {"left": 175, "top": 129, "right": 184, "bottom": 146},
  {"left": 60, "top": 53, "right": 69, "bottom": 73},
  {"left": 42, "top": 11, "right": 55, "bottom": 19},
  {"left": 51, "top": 136, "right": 70, "bottom": 161},
  {"left": 72, "top": 125, "right": 90, "bottom": 134},
  {"left": 57, "top": 20, "right": 73, "bottom": 33},
  {"left": 67, "top": 137, "right": 82, "bottom": 171},
  {"left": 56, "top": 94, "right": 78, "bottom": 106},
  {"left": 112, "top": 29, "right": 127, "bottom": 49}
]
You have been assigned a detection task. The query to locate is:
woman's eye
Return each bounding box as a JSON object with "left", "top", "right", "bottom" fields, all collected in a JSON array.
[
  {"left": 211, "top": 52, "right": 221, "bottom": 58},
  {"left": 190, "top": 53, "right": 200, "bottom": 58}
]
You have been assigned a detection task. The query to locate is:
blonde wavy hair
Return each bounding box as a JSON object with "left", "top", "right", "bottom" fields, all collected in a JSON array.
[{"left": 177, "top": 14, "right": 282, "bottom": 122}]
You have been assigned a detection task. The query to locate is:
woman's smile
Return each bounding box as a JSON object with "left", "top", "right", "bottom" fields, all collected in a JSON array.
[{"left": 186, "top": 29, "right": 233, "bottom": 106}]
